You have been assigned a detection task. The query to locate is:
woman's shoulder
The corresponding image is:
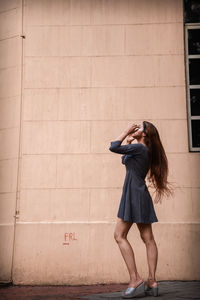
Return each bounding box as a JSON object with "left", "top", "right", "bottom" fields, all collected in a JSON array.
[{"left": 132, "top": 143, "right": 148, "bottom": 150}]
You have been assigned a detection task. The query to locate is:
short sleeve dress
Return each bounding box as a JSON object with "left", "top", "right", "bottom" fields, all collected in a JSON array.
[{"left": 109, "top": 140, "right": 158, "bottom": 224}]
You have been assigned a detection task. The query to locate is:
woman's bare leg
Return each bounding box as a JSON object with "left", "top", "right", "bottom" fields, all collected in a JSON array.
[
  {"left": 114, "top": 217, "right": 144, "bottom": 288},
  {"left": 136, "top": 223, "right": 158, "bottom": 287}
]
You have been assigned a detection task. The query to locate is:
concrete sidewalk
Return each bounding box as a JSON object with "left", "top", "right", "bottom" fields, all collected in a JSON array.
[{"left": 0, "top": 281, "right": 200, "bottom": 300}]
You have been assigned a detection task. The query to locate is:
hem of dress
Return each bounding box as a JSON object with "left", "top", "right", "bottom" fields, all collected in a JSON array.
[{"left": 117, "top": 216, "right": 158, "bottom": 224}]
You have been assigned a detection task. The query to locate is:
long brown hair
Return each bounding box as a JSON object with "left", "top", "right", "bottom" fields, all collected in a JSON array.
[{"left": 143, "top": 120, "right": 174, "bottom": 204}]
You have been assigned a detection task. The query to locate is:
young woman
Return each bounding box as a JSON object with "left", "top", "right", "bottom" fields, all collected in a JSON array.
[{"left": 109, "top": 121, "right": 173, "bottom": 298}]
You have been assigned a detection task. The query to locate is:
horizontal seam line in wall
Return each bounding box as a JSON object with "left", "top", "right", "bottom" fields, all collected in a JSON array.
[
  {"left": 0, "top": 86, "right": 185, "bottom": 100},
  {"left": 23, "top": 86, "right": 185, "bottom": 89},
  {"left": 0, "top": 65, "right": 20, "bottom": 71},
  {"left": 0, "top": 121, "right": 188, "bottom": 131},
  {"left": 1, "top": 221, "right": 200, "bottom": 225},
  {"left": 25, "top": 22, "right": 184, "bottom": 27},
  {"left": 22, "top": 86, "right": 185, "bottom": 89},
  {"left": 20, "top": 152, "right": 190, "bottom": 155},
  {"left": 2, "top": 152, "right": 191, "bottom": 157},
  {"left": 24, "top": 54, "right": 184, "bottom": 57},
  {"left": 1, "top": 186, "right": 198, "bottom": 194},
  {"left": 0, "top": 126, "right": 20, "bottom": 131},
  {"left": 0, "top": 7, "right": 19, "bottom": 15},
  {"left": 0, "top": 154, "right": 191, "bottom": 161},
  {"left": 0, "top": 95, "right": 21, "bottom": 100},
  {"left": 0, "top": 187, "right": 194, "bottom": 193},
  {"left": 22, "top": 118, "right": 187, "bottom": 121},
  {"left": 5, "top": 186, "right": 200, "bottom": 189}
]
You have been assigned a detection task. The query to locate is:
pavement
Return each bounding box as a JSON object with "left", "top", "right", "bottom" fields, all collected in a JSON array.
[{"left": 0, "top": 281, "right": 200, "bottom": 300}]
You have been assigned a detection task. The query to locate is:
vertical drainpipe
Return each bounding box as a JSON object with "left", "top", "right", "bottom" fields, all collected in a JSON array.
[{"left": 11, "top": 0, "right": 25, "bottom": 283}]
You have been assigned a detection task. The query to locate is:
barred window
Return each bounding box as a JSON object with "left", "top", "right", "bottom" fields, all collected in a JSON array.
[{"left": 184, "top": 0, "right": 200, "bottom": 151}]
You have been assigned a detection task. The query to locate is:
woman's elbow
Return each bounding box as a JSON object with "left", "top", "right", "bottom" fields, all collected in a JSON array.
[{"left": 109, "top": 146, "right": 118, "bottom": 153}]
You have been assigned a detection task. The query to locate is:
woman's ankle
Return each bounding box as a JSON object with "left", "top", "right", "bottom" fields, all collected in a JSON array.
[{"left": 147, "top": 278, "right": 158, "bottom": 287}]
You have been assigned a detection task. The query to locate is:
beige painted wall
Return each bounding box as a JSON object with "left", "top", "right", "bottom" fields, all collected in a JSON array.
[
  {"left": 0, "top": 0, "right": 22, "bottom": 282},
  {"left": 0, "top": 0, "right": 200, "bottom": 285}
]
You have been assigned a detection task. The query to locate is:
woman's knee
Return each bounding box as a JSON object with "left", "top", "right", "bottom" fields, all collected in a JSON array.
[
  {"left": 114, "top": 218, "right": 132, "bottom": 242},
  {"left": 141, "top": 233, "right": 155, "bottom": 244},
  {"left": 137, "top": 223, "right": 154, "bottom": 244},
  {"left": 114, "top": 235, "right": 125, "bottom": 243},
  {"left": 114, "top": 231, "right": 126, "bottom": 243}
]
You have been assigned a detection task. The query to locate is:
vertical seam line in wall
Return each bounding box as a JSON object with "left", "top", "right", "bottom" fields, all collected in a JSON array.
[
  {"left": 11, "top": 0, "right": 25, "bottom": 281},
  {"left": 88, "top": 189, "right": 91, "bottom": 223},
  {"left": 89, "top": 117, "right": 91, "bottom": 154},
  {"left": 124, "top": 24, "right": 126, "bottom": 54}
]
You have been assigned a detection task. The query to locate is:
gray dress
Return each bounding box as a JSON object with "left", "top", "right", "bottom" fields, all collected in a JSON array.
[{"left": 109, "top": 140, "right": 158, "bottom": 224}]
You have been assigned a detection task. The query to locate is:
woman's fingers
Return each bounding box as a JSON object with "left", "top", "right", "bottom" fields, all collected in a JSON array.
[
  {"left": 126, "top": 124, "right": 139, "bottom": 134},
  {"left": 127, "top": 134, "right": 135, "bottom": 142}
]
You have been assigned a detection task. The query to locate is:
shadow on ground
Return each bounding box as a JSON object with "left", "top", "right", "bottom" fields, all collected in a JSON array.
[{"left": 0, "top": 281, "right": 199, "bottom": 300}]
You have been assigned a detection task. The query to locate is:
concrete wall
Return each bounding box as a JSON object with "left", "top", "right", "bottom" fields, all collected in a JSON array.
[
  {"left": 0, "top": 0, "right": 200, "bottom": 284},
  {"left": 0, "top": 0, "right": 22, "bottom": 282}
]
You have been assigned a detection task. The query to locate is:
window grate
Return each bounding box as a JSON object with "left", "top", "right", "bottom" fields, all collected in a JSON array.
[{"left": 184, "top": 0, "right": 200, "bottom": 151}]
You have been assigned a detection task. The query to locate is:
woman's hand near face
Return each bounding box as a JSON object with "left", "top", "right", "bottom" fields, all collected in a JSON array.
[
  {"left": 126, "top": 134, "right": 135, "bottom": 144},
  {"left": 124, "top": 123, "right": 139, "bottom": 135},
  {"left": 111, "top": 123, "right": 139, "bottom": 143}
]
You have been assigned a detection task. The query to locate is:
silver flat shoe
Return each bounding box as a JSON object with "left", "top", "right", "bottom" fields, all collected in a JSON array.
[
  {"left": 144, "top": 282, "right": 159, "bottom": 297},
  {"left": 121, "top": 281, "right": 145, "bottom": 298}
]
